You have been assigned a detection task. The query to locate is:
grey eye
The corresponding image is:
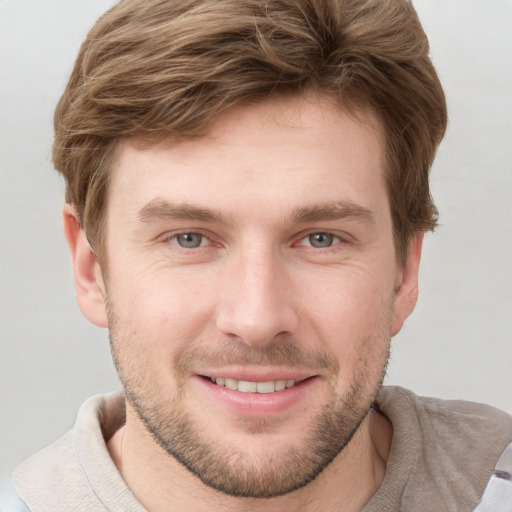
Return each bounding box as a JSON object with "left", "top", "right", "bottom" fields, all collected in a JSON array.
[
  {"left": 175, "top": 233, "right": 204, "bottom": 248},
  {"left": 308, "top": 232, "right": 335, "bottom": 248}
]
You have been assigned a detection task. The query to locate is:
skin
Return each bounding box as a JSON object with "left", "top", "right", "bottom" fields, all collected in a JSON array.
[{"left": 64, "top": 93, "right": 422, "bottom": 512}]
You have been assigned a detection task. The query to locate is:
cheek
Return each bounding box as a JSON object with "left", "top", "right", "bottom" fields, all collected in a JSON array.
[
  {"left": 299, "top": 270, "right": 395, "bottom": 361},
  {"left": 110, "top": 270, "right": 216, "bottom": 349}
]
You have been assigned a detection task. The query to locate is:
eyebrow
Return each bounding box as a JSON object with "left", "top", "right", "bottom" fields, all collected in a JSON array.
[
  {"left": 137, "top": 200, "right": 230, "bottom": 224},
  {"left": 292, "top": 201, "right": 375, "bottom": 225},
  {"left": 137, "top": 199, "right": 375, "bottom": 226}
]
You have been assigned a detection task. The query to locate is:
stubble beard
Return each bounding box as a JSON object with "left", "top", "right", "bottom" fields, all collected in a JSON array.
[{"left": 107, "top": 307, "right": 390, "bottom": 499}]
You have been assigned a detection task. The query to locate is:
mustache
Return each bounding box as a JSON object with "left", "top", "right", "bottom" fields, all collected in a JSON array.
[{"left": 173, "top": 337, "right": 340, "bottom": 375}]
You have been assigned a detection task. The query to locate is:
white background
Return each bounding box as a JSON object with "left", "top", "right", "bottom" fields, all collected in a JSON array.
[{"left": 1, "top": 0, "right": 511, "bottom": 478}]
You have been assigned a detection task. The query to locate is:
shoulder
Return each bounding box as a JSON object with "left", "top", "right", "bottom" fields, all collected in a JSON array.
[
  {"left": 12, "top": 392, "right": 128, "bottom": 512},
  {"left": 377, "top": 385, "right": 512, "bottom": 446},
  {"left": 373, "top": 386, "right": 512, "bottom": 510}
]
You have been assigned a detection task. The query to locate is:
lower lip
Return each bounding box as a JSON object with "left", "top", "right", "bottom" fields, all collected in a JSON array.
[{"left": 193, "top": 376, "right": 318, "bottom": 417}]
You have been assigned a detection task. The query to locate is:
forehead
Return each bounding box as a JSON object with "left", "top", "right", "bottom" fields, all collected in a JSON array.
[{"left": 108, "top": 94, "right": 387, "bottom": 223}]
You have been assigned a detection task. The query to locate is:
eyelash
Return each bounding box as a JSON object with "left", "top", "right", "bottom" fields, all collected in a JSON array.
[
  {"left": 166, "top": 231, "right": 213, "bottom": 249},
  {"left": 298, "top": 232, "right": 343, "bottom": 249}
]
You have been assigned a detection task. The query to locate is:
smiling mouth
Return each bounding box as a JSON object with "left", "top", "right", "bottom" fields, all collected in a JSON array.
[{"left": 207, "top": 377, "right": 304, "bottom": 394}]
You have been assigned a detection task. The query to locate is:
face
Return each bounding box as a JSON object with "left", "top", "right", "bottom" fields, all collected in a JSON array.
[{"left": 79, "top": 94, "right": 419, "bottom": 498}]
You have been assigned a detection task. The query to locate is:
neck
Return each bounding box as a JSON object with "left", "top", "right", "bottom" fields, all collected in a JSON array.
[{"left": 108, "top": 404, "right": 392, "bottom": 512}]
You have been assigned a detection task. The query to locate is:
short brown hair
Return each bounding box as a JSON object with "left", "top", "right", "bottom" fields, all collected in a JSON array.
[{"left": 53, "top": 0, "right": 447, "bottom": 266}]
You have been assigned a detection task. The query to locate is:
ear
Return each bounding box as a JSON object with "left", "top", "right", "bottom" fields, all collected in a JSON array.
[
  {"left": 63, "top": 204, "right": 108, "bottom": 328},
  {"left": 391, "top": 233, "right": 423, "bottom": 336}
]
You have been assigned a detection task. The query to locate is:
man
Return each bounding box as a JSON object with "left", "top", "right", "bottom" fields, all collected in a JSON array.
[{"left": 5, "top": 0, "right": 512, "bottom": 510}]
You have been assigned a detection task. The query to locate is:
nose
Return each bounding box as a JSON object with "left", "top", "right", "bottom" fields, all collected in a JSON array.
[{"left": 215, "top": 244, "right": 299, "bottom": 348}]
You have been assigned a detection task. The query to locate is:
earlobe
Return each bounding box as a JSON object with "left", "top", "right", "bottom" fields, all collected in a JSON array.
[
  {"left": 391, "top": 233, "right": 423, "bottom": 336},
  {"left": 63, "top": 204, "right": 108, "bottom": 328}
]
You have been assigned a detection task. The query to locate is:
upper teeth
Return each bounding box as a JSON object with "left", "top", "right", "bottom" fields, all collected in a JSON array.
[{"left": 210, "top": 377, "right": 297, "bottom": 393}]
